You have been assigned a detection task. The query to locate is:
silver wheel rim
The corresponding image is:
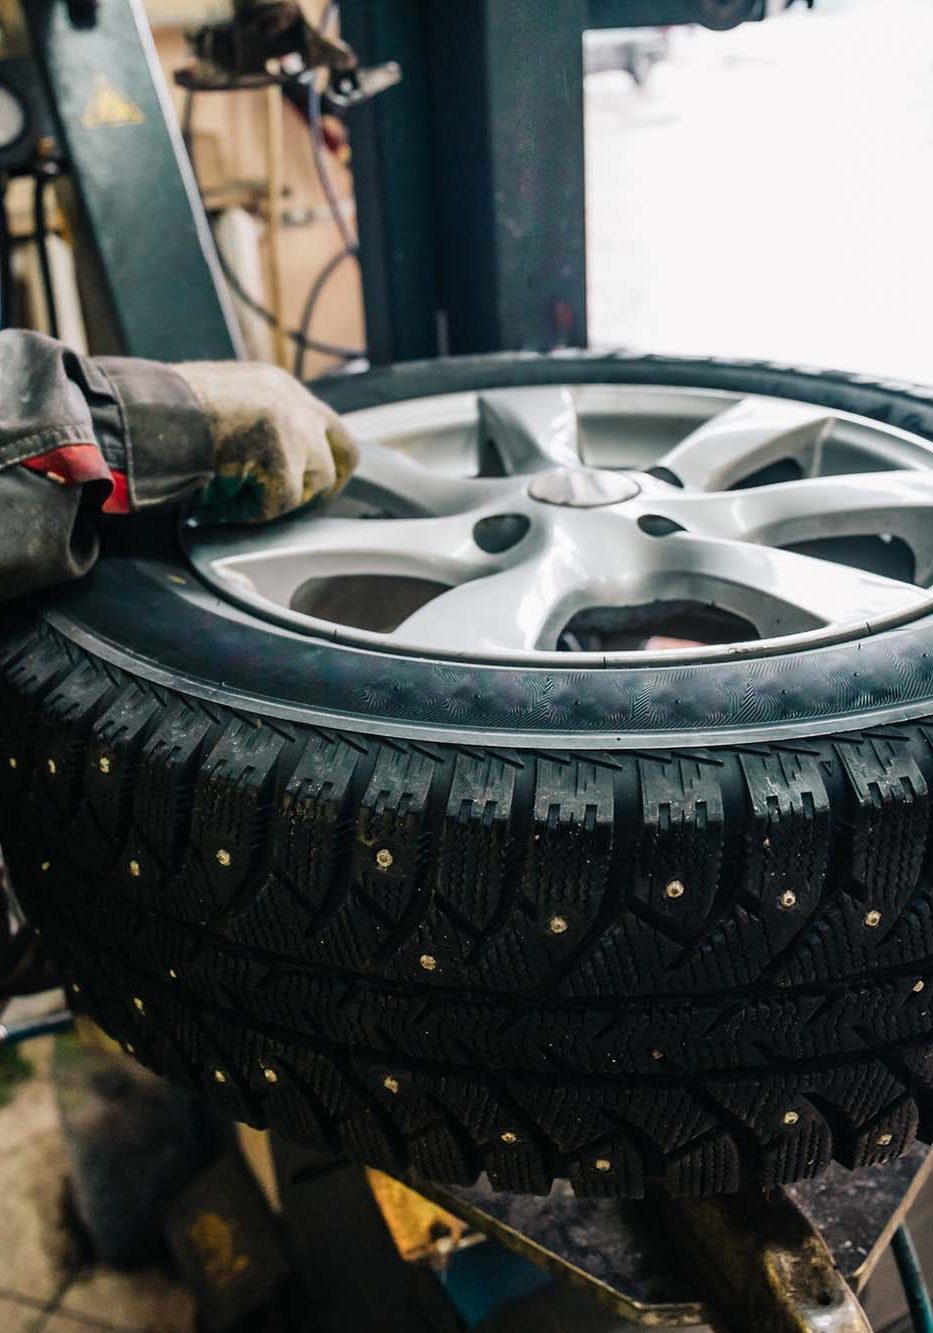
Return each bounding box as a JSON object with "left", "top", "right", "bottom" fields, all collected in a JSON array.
[{"left": 183, "top": 383, "right": 933, "bottom": 666}]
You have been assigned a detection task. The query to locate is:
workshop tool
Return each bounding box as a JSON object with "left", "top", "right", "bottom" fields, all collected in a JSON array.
[
  {"left": 179, "top": 0, "right": 356, "bottom": 92},
  {"left": 274, "top": 1133, "right": 933, "bottom": 1332},
  {"left": 175, "top": 0, "right": 400, "bottom": 106}
]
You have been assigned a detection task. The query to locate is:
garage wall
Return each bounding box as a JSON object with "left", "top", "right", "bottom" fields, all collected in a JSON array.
[{"left": 146, "top": 1, "right": 364, "bottom": 377}]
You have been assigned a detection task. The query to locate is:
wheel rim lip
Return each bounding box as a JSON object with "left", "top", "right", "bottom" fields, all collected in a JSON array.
[{"left": 182, "top": 382, "right": 933, "bottom": 668}]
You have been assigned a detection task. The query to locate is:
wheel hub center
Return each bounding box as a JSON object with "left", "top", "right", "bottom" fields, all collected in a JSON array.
[{"left": 527, "top": 467, "right": 641, "bottom": 507}]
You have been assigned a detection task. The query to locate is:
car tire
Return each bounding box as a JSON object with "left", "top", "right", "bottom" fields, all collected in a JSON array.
[{"left": 5, "top": 350, "right": 933, "bottom": 1200}]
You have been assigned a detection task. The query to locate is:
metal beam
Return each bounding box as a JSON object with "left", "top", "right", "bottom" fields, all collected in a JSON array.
[
  {"left": 589, "top": 0, "right": 767, "bottom": 27},
  {"left": 343, "top": 0, "right": 767, "bottom": 364},
  {"left": 426, "top": 0, "right": 590, "bottom": 356},
  {"left": 341, "top": 0, "right": 438, "bottom": 365},
  {"left": 21, "top": 0, "right": 243, "bottom": 359}
]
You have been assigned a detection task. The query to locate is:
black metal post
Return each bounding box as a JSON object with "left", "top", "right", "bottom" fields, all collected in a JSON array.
[
  {"left": 341, "top": 0, "right": 439, "bottom": 365},
  {"left": 342, "top": 0, "right": 766, "bottom": 363}
]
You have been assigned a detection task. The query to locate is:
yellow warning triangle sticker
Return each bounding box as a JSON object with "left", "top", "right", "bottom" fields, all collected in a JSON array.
[{"left": 82, "top": 74, "right": 145, "bottom": 129}]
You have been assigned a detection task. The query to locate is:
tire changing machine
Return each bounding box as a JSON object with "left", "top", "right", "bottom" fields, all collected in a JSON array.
[{"left": 0, "top": 0, "right": 928, "bottom": 1328}]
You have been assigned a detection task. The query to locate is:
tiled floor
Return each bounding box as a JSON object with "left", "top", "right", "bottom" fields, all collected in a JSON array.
[{"left": 0, "top": 1032, "right": 194, "bottom": 1333}]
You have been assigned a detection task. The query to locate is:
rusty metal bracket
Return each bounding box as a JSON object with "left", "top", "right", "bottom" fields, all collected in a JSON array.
[
  {"left": 653, "top": 1186, "right": 871, "bottom": 1332},
  {"left": 403, "top": 1145, "right": 933, "bottom": 1330}
]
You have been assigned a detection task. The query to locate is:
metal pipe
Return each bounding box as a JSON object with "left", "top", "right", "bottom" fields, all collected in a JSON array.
[
  {"left": 0, "top": 1010, "right": 74, "bottom": 1046},
  {"left": 265, "top": 83, "right": 288, "bottom": 368},
  {"left": 34, "top": 172, "right": 59, "bottom": 338},
  {"left": 892, "top": 1224, "right": 933, "bottom": 1333}
]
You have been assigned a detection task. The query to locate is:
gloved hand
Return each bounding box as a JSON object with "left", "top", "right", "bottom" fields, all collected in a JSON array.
[
  {"left": 175, "top": 361, "right": 359, "bottom": 523},
  {"left": 0, "top": 332, "right": 362, "bottom": 603}
]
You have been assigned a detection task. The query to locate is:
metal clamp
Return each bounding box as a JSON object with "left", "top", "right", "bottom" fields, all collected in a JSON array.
[{"left": 175, "top": 0, "right": 400, "bottom": 103}]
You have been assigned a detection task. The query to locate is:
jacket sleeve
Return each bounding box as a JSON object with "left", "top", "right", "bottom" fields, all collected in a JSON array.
[{"left": 0, "top": 331, "right": 213, "bottom": 602}]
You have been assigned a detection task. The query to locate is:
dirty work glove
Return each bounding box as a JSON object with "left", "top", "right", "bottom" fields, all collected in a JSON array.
[
  {"left": 174, "top": 361, "right": 359, "bottom": 524},
  {"left": 0, "top": 333, "right": 359, "bottom": 602}
]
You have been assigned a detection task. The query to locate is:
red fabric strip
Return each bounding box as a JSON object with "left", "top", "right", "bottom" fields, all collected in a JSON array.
[
  {"left": 101, "top": 469, "right": 130, "bottom": 515},
  {"left": 22, "top": 443, "right": 112, "bottom": 489},
  {"left": 21, "top": 443, "right": 131, "bottom": 514}
]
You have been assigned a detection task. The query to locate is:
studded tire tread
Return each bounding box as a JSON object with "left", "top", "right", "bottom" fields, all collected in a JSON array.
[
  {"left": 9, "top": 348, "right": 933, "bottom": 1199},
  {"left": 4, "top": 615, "right": 933, "bottom": 1199}
]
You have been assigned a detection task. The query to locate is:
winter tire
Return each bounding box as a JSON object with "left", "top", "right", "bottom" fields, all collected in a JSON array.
[{"left": 6, "top": 351, "right": 933, "bottom": 1199}]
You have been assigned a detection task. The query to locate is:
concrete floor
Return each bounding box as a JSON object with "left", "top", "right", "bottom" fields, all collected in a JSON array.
[
  {"left": 586, "top": 0, "right": 933, "bottom": 385},
  {"left": 0, "top": 1033, "right": 193, "bottom": 1333}
]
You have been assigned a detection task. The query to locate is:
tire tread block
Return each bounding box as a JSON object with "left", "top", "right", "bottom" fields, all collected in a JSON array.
[{"left": 7, "top": 616, "right": 933, "bottom": 1197}]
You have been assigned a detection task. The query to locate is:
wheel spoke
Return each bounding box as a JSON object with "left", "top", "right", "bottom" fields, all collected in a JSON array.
[
  {"left": 390, "top": 541, "right": 594, "bottom": 654},
  {"left": 347, "top": 440, "right": 505, "bottom": 515},
  {"left": 477, "top": 387, "right": 582, "bottom": 474},
  {"left": 656, "top": 531, "right": 930, "bottom": 636},
  {"left": 658, "top": 397, "right": 835, "bottom": 491},
  {"left": 663, "top": 471, "right": 933, "bottom": 583},
  {"left": 197, "top": 512, "right": 494, "bottom": 609}
]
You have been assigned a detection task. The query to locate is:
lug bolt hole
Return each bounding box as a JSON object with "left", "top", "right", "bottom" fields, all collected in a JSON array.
[
  {"left": 473, "top": 513, "right": 531, "bottom": 555},
  {"left": 638, "top": 514, "right": 686, "bottom": 538}
]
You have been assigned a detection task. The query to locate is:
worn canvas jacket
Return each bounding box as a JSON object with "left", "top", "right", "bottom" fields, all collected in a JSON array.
[{"left": 0, "top": 330, "right": 212, "bottom": 600}]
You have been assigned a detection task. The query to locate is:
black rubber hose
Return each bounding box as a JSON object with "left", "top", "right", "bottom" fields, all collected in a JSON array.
[
  {"left": 293, "top": 81, "right": 360, "bottom": 379},
  {"left": 34, "top": 174, "right": 59, "bottom": 339},
  {"left": 306, "top": 81, "right": 356, "bottom": 255},
  {"left": 292, "top": 244, "right": 356, "bottom": 379},
  {"left": 0, "top": 176, "right": 14, "bottom": 330},
  {"left": 181, "top": 87, "right": 362, "bottom": 367},
  {"left": 892, "top": 1225, "right": 933, "bottom": 1333},
  {"left": 216, "top": 234, "right": 361, "bottom": 361},
  {"left": 0, "top": 1011, "right": 74, "bottom": 1046}
]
